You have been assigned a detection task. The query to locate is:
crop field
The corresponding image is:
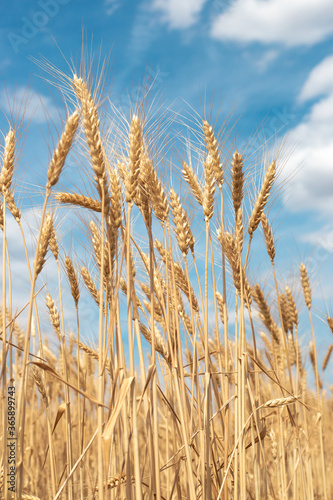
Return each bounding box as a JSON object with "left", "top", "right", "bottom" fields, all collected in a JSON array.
[{"left": 0, "top": 61, "right": 332, "bottom": 500}]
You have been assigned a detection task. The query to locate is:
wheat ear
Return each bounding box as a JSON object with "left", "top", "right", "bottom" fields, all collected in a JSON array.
[
  {"left": 125, "top": 115, "right": 142, "bottom": 203},
  {"left": 326, "top": 314, "right": 333, "bottom": 333},
  {"left": 109, "top": 170, "right": 122, "bottom": 228},
  {"left": 73, "top": 76, "right": 110, "bottom": 213},
  {"left": 47, "top": 110, "right": 80, "bottom": 189},
  {"left": 3, "top": 189, "right": 21, "bottom": 223},
  {"left": 322, "top": 344, "right": 333, "bottom": 371},
  {"left": 81, "top": 266, "right": 104, "bottom": 308},
  {"left": 45, "top": 292, "right": 61, "bottom": 340},
  {"left": 34, "top": 212, "right": 53, "bottom": 277},
  {"left": 285, "top": 286, "right": 298, "bottom": 328},
  {"left": 0, "top": 128, "right": 15, "bottom": 190},
  {"left": 65, "top": 256, "right": 80, "bottom": 307},
  {"left": 235, "top": 208, "right": 243, "bottom": 254},
  {"left": 300, "top": 263, "right": 311, "bottom": 309},
  {"left": 56, "top": 192, "right": 102, "bottom": 212},
  {"left": 232, "top": 150, "right": 244, "bottom": 214},
  {"left": 261, "top": 395, "right": 299, "bottom": 408},
  {"left": 203, "top": 154, "right": 215, "bottom": 221},
  {"left": 182, "top": 161, "right": 203, "bottom": 205},
  {"left": 202, "top": 120, "right": 223, "bottom": 188},
  {"left": 169, "top": 188, "right": 194, "bottom": 255},
  {"left": 248, "top": 160, "right": 276, "bottom": 236},
  {"left": 32, "top": 366, "right": 48, "bottom": 408},
  {"left": 261, "top": 213, "right": 275, "bottom": 262}
]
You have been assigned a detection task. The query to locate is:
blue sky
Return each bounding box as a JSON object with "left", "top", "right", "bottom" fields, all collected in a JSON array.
[{"left": 1, "top": 0, "right": 333, "bottom": 373}]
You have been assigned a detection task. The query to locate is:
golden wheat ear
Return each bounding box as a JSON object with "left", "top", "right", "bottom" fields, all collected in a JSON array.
[{"left": 248, "top": 160, "right": 276, "bottom": 236}]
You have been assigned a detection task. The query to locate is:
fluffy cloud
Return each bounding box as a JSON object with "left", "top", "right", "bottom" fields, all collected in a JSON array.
[
  {"left": 0, "top": 87, "right": 59, "bottom": 124},
  {"left": 211, "top": 0, "right": 333, "bottom": 47},
  {"left": 282, "top": 55, "right": 333, "bottom": 215},
  {"left": 151, "top": 0, "right": 207, "bottom": 29},
  {"left": 298, "top": 55, "right": 333, "bottom": 102}
]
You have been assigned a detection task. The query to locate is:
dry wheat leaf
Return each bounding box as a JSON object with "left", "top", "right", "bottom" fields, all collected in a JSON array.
[
  {"left": 103, "top": 376, "right": 134, "bottom": 441},
  {"left": 52, "top": 402, "right": 67, "bottom": 434},
  {"left": 29, "top": 361, "right": 109, "bottom": 408}
]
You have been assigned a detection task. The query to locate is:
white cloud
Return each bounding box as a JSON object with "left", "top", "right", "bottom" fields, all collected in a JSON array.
[
  {"left": 298, "top": 55, "right": 333, "bottom": 102},
  {"left": 211, "top": 0, "right": 333, "bottom": 47},
  {"left": 0, "top": 87, "right": 59, "bottom": 124},
  {"left": 254, "top": 49, "right": 279, "bottom": 72},
  {"left": 282, "top": 55, "right": 333, "bottom": 215},
  {"left": 105, "top": 0, "right": 121, "bottom": 15},
  {"left": 151, "top": 0, "right": 207, "bottom": 29}
]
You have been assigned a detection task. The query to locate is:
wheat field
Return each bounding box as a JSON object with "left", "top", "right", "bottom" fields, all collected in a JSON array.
[{"left": 0, "top": 62, "right": 332, "bottom": 500}]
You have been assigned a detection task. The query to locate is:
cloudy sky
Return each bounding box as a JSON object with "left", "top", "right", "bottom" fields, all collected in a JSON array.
[{"left": 1, "top": 0, "right": 333, "bottom": 367}]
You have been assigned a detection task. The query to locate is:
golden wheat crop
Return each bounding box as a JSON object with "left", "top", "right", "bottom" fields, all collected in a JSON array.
[{"left": 0, "top": 58, "right": 332, "bottom": 500}]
